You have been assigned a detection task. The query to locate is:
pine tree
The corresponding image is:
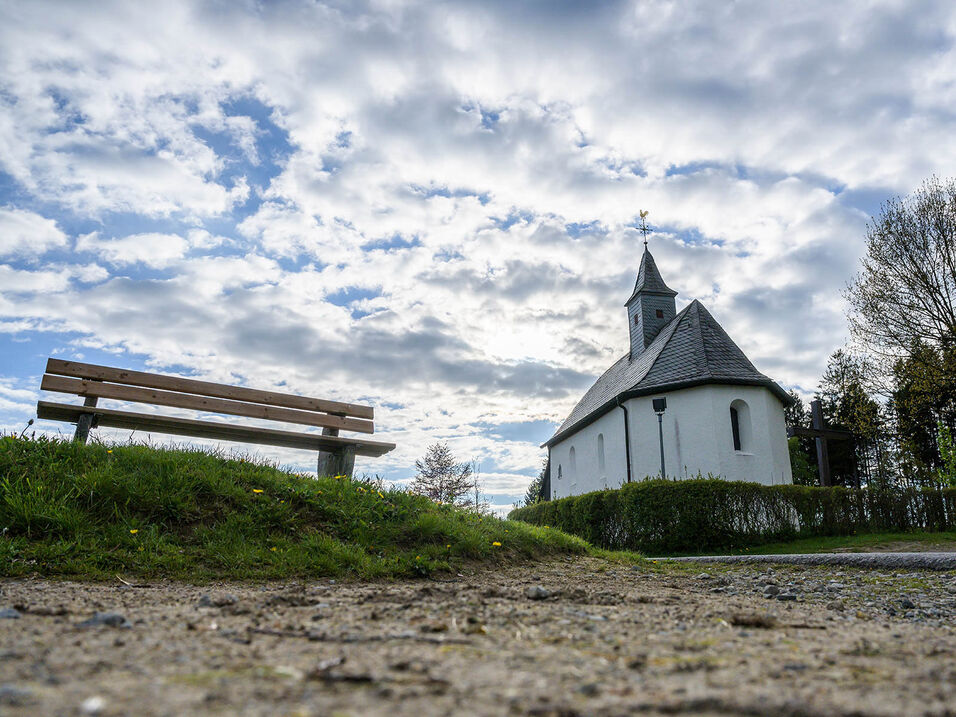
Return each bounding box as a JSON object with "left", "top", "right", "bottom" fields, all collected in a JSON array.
[{"left": 410, "top": 442, "right": 475, "bottom": 506}]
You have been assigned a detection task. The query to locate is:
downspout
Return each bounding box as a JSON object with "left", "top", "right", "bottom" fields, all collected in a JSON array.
[{"left": 617, "top": 397, "right": 633, "bottom": 484}]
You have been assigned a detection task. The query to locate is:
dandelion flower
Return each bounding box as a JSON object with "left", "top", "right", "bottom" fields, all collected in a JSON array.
[
  {"left": 492, "top": 541, "right": 502, "bottom": 547},
  {"left": 416, "top": 555, "right": 421, "bottom": 560},
  {"left": 129, "top": 529, "right": 138, "bottom": 534},
  {"left": 270, "top": 547, "right": 277, "bottom": 552},
  {"left": 107, "top": 449, "right": 113, "bottom": 454},
  {"left": 377, "top": 491, "right": 384, "bottom": 498},
  {"left": 252, "top": 489, "right": 264, "bottom": 494},
  {"left": 446, "top": 544, "right": 450, "bottom": 548}
]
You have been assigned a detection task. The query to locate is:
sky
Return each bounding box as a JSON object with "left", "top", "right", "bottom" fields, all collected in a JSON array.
[{"left": 1, "top": 0, "right": 955, "bottom": 513}]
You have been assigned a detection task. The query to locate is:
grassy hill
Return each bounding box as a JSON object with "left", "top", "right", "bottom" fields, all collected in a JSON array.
[{"left": 0, "top": 436, "right": 588, "bottom": 580}]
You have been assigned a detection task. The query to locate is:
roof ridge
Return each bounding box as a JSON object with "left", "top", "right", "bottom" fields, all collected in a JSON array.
[{"left": 688, "top": 300, "right": 714, "bottom": 379}]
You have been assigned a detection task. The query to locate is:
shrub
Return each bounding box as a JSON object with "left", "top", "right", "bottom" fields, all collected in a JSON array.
[{"left": 508, "top": 478, "right": 956, "bottom": 555}]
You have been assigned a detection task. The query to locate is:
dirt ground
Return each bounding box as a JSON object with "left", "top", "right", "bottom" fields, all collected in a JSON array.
[{"left": 1, "top": 558, "right": 955, "bottom": 716}]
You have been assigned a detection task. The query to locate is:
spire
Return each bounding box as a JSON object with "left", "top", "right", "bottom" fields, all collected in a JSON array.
[
  {"left": 625, "top": 248, "right": 678, "bottom": 305},
  {"left": 625, "top": 247, "right": 678, "bottom": 357}
]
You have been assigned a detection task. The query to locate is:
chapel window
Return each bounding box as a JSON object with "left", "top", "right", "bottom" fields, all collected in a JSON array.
[
  {"left": 730, "top": 399, "right": 753, "bottom": 452},
  {"left": 655, "top": 309, "right": 664, "bottom": 318},
  {"left": 597, "top": 433, "right": 606, "bottom": 476}
]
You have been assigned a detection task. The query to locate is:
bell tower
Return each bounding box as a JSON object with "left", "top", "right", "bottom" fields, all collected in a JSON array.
[{"left": 625, "top": 218, "right": 677, "bottom": 358}]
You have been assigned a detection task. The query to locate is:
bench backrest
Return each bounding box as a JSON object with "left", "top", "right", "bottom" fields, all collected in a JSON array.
[{"left": 41, "top": 358, "right": 375, "bottom": 434}]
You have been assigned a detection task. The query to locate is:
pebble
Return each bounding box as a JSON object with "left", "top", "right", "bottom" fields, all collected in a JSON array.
[
  {"left": 900, "top": 598, "right": 916, "bottom": 610},
  {"left": 78, "top": 612, "right": 132, "bottom": 629},
  {"left": 525, "top": 585, "right": 552, "bottom": 600},
  {"left": 0, "top": 684, "right": 33, "bottom": 706},
  {"left": 198, "top": 593, "right": 239, "bottom": 608},
  {"left": 776, "top": 593, "right": 797, "bottom": 602},
  {"left": 81, "top": 695, "right": 107, "bottom": 715},
  {"left": 0, "top": 608, "right": 21, "bottom": 619},
  {"left": 763, "top": 585, "right": 781, "bottom": 597},
  {"left": 577, "top": 682, "right": 600, "bottom": 696}
]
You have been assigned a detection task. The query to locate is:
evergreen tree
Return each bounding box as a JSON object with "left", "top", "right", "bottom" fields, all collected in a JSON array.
[
  {"left": 523, "top": 459, "right": 547, "bottom": 506},
  {"left": 815, "top": 350, "right": 889, "bottom": 486}
]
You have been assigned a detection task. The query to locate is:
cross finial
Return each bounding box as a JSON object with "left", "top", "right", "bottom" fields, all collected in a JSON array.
[{"left": 638, "top": 210, "right": 652, "bottom": 247}]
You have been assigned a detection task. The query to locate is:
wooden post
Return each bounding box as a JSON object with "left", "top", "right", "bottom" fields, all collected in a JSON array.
[
  {"left": 73, "top": 396, "right": 98, "bottom": 444},
  {"left": 811, "top": 400, "right": 831, "bottom": 487},
  {"left": 317, "top": 427, "right": 355, "bottom": 478}
]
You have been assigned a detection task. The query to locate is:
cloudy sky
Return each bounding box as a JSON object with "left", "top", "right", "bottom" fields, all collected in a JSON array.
[{"left": 1, "top": 0, "right": 954, "bottom": 512}]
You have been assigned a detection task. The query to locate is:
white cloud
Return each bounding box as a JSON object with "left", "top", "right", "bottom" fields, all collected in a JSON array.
[
  {"left": 0, "top": 208, "right": 67, "bottom": 258},
  {"left": 75, "top": 232, "right": 189, "bottom": 268}
]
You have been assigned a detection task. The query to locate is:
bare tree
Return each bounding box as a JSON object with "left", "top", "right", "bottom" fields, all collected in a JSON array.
[
  {"left": 410, "top": 442, "right": 475, "bottom": 507},
  {"left": 846, "top": 177, "right": 956, "bottom": 374},
  {"left": 470, "top": 459, "right": 490, "bottom": 514}
]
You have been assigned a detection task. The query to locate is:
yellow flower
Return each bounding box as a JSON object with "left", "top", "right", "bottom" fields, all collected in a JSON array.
[
  {"left": 377, "top": 491, "right": 384, "bottom": 498},
  {"left": 270, "top": 547, "right": 277, "bottom": 552},
  {"left": 129, "top": 529, "right": 138, "bottom": 534},
  {"left": 107, "top": 449, "right": 113, "bottom": 454},
  {"left": 492, "top": 541, "right": 502, "bottom": 547},
  {"left": 446, "top": 544, "right": 450, "bottom": 548},
  {"left": 416, "top": 555, "right": 421, "bottom": 560},
  {"left": 252, "top": 489, "right": 263, "bottom": 494}
]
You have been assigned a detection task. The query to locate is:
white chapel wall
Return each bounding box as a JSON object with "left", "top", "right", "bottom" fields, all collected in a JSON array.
[
  {"left": 549, "top": 408, "right": 628, "bottom": 499},
  {"left": 549, "top": 384, "right": 792, "bottom": 498}
]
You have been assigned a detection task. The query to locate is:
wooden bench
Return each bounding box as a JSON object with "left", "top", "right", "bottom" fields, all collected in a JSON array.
[{"left": 35, "top": 358, "right": 395, "bottom": 477}]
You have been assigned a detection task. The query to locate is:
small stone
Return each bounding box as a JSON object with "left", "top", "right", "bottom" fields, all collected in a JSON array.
[
  {"left": 900, "top": 598, "right": 916, "bottom": 610},
  {"left": 419, "top": 621, "right": 448, "bottom": 633},
  {"left": 525, "top": 585, "right": 552, "bottom": 600},
  {"left": 0, "top": 608, "right": 21, "bottom": 620},
  {"left": 78, "top": 612, "right": 132, "bottom": 629},
  {"left": 763, "top": 585, "right": 781, "bottom": 597},
  {"left": 695, "top": 572, "right": 711, "bottom": 580},
  {"left": 0, "top": 684, "right": 33, "bottom": 706},
  {"left": 198, "top": 593, "right": 238, "bottom": 608},
  {"left": 776, "top": 593, "right": 797, "bottom": 602},
  {"left": 577, "top": 683, "right": 600, "bottom": 696},
  {"left": 81, "top": 695, "right": 107, "bottom": 715},
  {"left": 826, "top": 600, "right": 845, "bottom": 611}
]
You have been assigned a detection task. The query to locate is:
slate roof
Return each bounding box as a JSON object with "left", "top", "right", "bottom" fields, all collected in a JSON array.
[
  {"left": 625, "top": 249, "right": 677, "bottom": 304},
  {"left": 545, "top": 299, "right": 791, "bottom": 447}
]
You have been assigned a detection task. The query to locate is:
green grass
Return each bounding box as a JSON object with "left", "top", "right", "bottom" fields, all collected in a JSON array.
[
  {"left": 657, "top": 530, "right": 956, "bottom": 557},
  {"left": 0, "top": 436, "right": 590, "bottom": 581}
]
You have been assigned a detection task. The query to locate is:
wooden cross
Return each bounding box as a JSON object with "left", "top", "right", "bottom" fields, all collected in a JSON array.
[{"left": 787, "top": 399, "right": 853, "bottom": 487}]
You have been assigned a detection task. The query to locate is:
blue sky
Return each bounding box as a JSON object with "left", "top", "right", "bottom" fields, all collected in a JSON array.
[{"left": 2, "top": 0, "right": 955, "bottom": 512}]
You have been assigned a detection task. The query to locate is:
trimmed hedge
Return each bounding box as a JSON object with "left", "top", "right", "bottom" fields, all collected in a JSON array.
[{"left": 508, "top": 479, "right": 956, "bottom": 555}]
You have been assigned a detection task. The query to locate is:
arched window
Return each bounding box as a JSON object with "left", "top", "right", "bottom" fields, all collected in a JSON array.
[
  {"left": 730, "top": 399, "right": 753, "bottom": 452},
  {"left": 597, "top": 433, "right": 606, "bottom": 476},
  {"left": 569, "top": 446, "right": 576, "bottom": 480},
  {"left": 557, "top": 464, "right": 563, "bottom": 481}
]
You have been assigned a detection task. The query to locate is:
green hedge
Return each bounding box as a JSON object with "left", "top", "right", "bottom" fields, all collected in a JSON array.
[{"left": 508, "top": 479, "right": 956, "bottom": 555}]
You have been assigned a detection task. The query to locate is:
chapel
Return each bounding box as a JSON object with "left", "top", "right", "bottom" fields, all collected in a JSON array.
[{"left": 543, "top": 246, "right": 793, "bottom": 499}]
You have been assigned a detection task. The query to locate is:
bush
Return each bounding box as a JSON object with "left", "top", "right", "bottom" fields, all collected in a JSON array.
[{"left": 508, "top": 478, "right": 956, "bottom": 555}]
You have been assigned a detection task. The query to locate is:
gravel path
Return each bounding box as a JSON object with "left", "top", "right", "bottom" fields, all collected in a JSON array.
[
  {"left": 661, "top": 551, "right": 956, "bottom": 570},
  {"left": 1, "top": 558, "right": 955, "bottom": 716}
]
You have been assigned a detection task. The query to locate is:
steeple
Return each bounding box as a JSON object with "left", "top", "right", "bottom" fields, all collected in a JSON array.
[{"left": 625, "top": 247, "right": 677, "bottom": 358}]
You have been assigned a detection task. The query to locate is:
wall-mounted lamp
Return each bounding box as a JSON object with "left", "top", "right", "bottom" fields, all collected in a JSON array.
[{"left": 652, "top": 397, "right": 667, "bottom": 477}]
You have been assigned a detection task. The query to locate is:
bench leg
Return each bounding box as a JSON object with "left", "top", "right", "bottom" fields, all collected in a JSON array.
[
  {"left": 73, "top": 397, "right": 98, "bottom": 444},
  {"left": 317, "top": 445, "right": 356, "bottom": 478},
  {"left": 316, "top": 428, "right": 356, "bottom": 478}
]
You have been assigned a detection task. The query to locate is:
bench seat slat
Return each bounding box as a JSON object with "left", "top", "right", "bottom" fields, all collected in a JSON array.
[
  {"left": 45, "top": 358, "right": 374, "bottom": 420},
  {"left": 41, "top": 374, "right": 375, "bottom": 434},
  {"left": 36, "top": 401, "right": 396, "bottom": 458}
]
